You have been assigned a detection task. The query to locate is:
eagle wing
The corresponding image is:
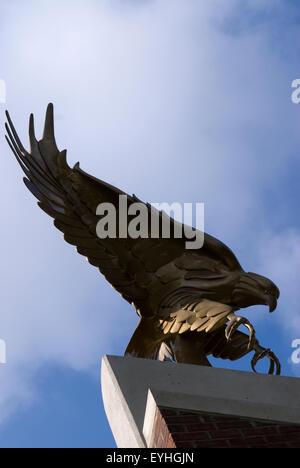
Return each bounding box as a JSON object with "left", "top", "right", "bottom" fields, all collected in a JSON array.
[
  {"left": 6, "top": 104, "right": 243, "bottom": 317},
  {"left": 159, "top": 299, "right": 233, "bottom": 335}
]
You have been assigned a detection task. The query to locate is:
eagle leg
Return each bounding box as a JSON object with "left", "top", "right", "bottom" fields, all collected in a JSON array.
[
  {"left": 251, "top": 344, "right": 281, "bottom": 376},
  {"left": 171, "top": 333, "right": 212, "bottom": 367},
  {"left": 225, "top": 313, "right": 255, "bottom": 351}
]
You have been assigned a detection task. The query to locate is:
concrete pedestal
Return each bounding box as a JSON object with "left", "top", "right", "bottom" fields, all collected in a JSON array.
[{"left": 101, "top": 355, "right": 300, "bottom": 448}]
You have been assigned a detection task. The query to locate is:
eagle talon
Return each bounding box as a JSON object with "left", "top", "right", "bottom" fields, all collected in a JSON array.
[
  {"left": 225, "top": 314, "right": 255, "bottom": 350},
  {"left": 251, "top": 347, "right": 281, "bottom": 375}
]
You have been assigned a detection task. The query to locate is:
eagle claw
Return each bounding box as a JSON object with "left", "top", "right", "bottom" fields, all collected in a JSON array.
[
  {"left": 251, "top": 347, "right": 281, "bottom": 375},
  {"left": 225, "top": 314, "right": 255, "bottom": 350}
]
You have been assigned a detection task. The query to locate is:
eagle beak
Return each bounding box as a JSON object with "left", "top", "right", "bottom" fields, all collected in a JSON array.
[{"left": 266, "top": 294, "right": 277, "bottom": 313}]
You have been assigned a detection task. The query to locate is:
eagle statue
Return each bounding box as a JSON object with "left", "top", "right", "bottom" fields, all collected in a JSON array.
[{"left": 5, "top": 104, "right": 281, "bottom": 375}]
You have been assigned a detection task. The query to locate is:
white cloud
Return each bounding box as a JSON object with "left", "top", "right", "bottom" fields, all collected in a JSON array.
[
  {"left": 254, "top": 229, "right": 300, "bottom": 376},
  {"left": 256, "top": 229, "right": 300, "bottom": 326}
]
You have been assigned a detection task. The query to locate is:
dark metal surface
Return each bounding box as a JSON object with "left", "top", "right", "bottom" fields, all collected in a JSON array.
[{"left": 5, "top": 104, "right": 281, "bottom": 375}]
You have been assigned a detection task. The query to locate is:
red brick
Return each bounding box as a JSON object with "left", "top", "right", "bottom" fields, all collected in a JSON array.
[
  {"left": 175, "top": 441, "right": 195, "bottom": 448},
  {"left": 240, "top": 426, "right": 278, "bottom": 437},
  {"left": 152, "top": 407, "right": 300, "bottom": 449},
  {"left": 186, "top": 423, "right": 216, "bottom": 432},
  {"left": 214, "top": 420, "right": 253, "bottom": 430},
  {"left": 159, "top": 408, "right": 178, "bottom": 417},
  {"left": 193, "top": 439, "right": 228, "bottom": 448},
  {"left": 278, "top": 425, "right": 300, "bottom": 435},
  {"left": 266, "top": 434, "right": 285, "bottom": 442},
  {"left": 167, "top": 424, "right": 187, "bottom": 433},
  {"left": 267, "top": 442, "right": 290, "bottom": 448},
  {"left": 199, "top": 414, "right": 220, "bottom": 421},
  {"left": 251, "top": 420, "right": 272, "bottom": 427},
  {"left": 228, "top": 436, "right": 266, "bottom": 447},
  {"left": 288, "top": 441, "right": 300, "bottom": 448},
  {"left": 172, "top": 431, "right": 209, "bottom": 442},
  {"left": 164, "top": 415, "right": 200, "bottom": 425},
  {"left": 155, "top": 437, "right": 163, "bottom": 448},
  {"left": 265, "top": 433, "right": 300, "bottom": 444},
  {"left": 208, "top": 429, "right": 241, "bottom": 439},
  {"left": 167, "top": 436, "right": 176, "bottom": 448}
]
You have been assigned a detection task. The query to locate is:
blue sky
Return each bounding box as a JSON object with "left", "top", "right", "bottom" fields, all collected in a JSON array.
[{"left": 0, "top": 0, "right": 300, "bottom": 448}]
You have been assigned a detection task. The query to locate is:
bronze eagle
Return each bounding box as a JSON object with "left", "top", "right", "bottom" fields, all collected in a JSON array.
[{"left": 5, "top": 104, "right": 281, "bottom": 375}]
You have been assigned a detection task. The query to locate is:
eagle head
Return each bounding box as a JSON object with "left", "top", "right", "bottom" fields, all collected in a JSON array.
[{"left": 231, "top": 272, "right": 280, "bottom": 312}]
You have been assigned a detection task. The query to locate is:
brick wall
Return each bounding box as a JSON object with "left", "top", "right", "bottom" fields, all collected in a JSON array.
[{"left": 151, "top": 407, "right": 300, "bottom": 448}]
